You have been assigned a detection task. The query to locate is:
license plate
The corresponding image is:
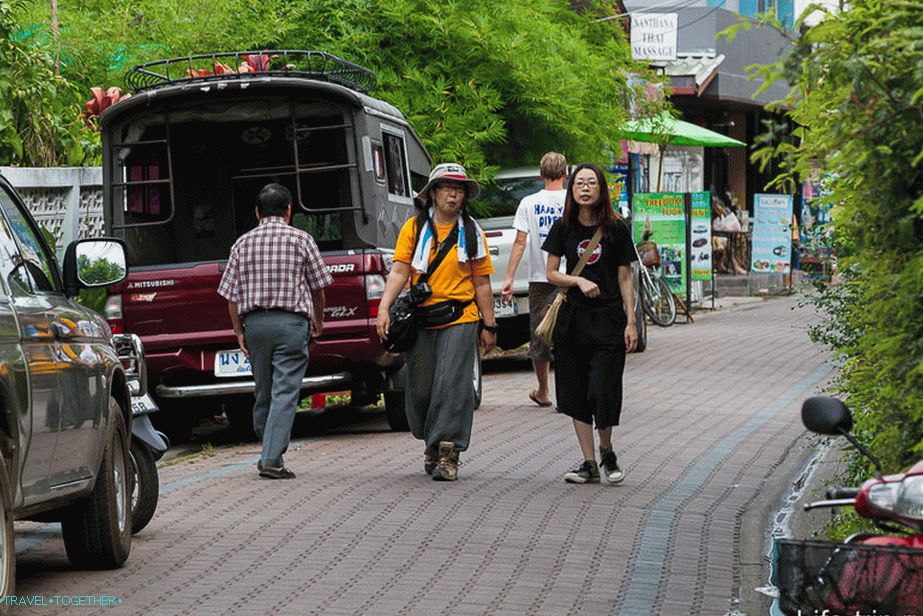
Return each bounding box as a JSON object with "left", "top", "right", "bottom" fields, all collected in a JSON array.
[
  {"left": 131, "top": 393, "right": 158, "bottom": 415},
  {"left": 215, "top": 349, "right": 253, "bottom": 377},
  {"left": 494, "top": 295, "right": 516, "bottom": 317}
]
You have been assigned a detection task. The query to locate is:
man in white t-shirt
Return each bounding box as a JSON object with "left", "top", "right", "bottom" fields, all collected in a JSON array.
[{"left": 500, "top": 152, "right": 567, "bottom": 407}]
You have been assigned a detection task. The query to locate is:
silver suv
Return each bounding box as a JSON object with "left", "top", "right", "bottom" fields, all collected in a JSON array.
[{"left": 0, "top": 173, "right": 133, "bottom": 597}]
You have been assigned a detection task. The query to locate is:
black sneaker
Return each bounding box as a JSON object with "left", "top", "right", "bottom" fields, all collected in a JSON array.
[
  {"left": 564, "top": 460, "right": 600, "bottom": 484},
  {"left": 599, "top": 447, "right": 625, "bottom": 484}
]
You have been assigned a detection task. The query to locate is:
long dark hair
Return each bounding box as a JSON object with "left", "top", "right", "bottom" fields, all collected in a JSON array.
[
  {"left": 561, "top": 163, "right": 623, "bottom": 238},
  {"left": 414, "top": 199, "right": 479, "bottom": 261}
]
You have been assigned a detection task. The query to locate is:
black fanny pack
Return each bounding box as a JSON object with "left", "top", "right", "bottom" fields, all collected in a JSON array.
[{"left": 417, "top": 299, "right": 473, "bottom": 328}]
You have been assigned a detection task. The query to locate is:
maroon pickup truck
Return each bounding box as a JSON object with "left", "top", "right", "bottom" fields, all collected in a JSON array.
[{"left": 98, "top": 51, "right": 432, "bottom": 438}]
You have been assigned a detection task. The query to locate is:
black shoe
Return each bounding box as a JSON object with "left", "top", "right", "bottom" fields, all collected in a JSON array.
[
  {"left": 564, "top": 460, "right": 600, "bottom": 484},
  {"left": 259, "top": 466, "right": 296, "bottom": 479},
  {"left": 599, "top": 447, "right": 625, "bottom": 484}
]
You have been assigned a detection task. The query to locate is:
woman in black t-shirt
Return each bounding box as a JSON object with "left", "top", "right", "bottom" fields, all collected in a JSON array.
[{"left": 541, "top": 163, "right": 638, "bottom": 485}]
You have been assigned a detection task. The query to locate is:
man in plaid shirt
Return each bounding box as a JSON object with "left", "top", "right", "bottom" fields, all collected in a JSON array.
[{"left": 218, "top": 183, "right": 333, "bottom": 479}]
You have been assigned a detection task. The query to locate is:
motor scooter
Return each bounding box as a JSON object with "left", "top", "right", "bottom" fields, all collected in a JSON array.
[
  {"left": 113, "top": 334, "right": 169, "bottom": 534},
  {"left": 776, "top": 396, "right": 923, "bottom": 614}
]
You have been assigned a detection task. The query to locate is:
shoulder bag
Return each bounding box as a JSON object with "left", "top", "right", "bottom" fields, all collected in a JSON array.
[
  {"left": 383, "top": 223, "right": 460, "bottom": 353},
  {"left": 535, "top": 226, "right": 603, "bottom": 349}
]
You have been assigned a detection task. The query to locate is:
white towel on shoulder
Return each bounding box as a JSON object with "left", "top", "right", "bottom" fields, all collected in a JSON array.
[{"left": 411, "top": 207, "right": 489, "bottom": 274}]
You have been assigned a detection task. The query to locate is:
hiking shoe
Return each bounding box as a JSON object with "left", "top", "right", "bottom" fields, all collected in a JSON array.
[
  {"left": 564, "top": 460, "right": 600, "bottom": 484},
  {"left": 432, "top": 441, "right": 458, "bottom": 481},
  {"left": 424, "top": 448, "right": 437, "bottom": 475},
  {"left": 599, "top": 447, "right": 625, "bottom": 484}
]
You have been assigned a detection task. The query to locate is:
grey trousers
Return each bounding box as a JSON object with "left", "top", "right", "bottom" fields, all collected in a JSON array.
[
  {"left": 243, "top": 310, "right": 309, "bottom": 468},
  {"left": 405, "top": 321, "right": 478, "bottom": 453}
]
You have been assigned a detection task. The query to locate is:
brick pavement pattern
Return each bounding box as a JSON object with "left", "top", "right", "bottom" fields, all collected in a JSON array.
[{"left": 15, "top": 298, "right": 828, "bottom": 615}]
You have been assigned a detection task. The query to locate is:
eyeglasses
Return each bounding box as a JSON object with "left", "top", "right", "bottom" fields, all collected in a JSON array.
[{"left": 573, "top": 180, "right": 599, "bottom": 189}]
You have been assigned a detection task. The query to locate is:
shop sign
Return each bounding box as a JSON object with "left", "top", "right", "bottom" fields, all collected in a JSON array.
[
  {"left": 751, "top": 194, "right": 794, "bottom": 274},
  {"left": 689, "top": 192, "right": 712, "bottom": 281},
  {"left": 630, "top": 13, "right": 678, "bottom": 62},
  {"left": 632, "top": 192, "right": 687, "bottom": 294}
]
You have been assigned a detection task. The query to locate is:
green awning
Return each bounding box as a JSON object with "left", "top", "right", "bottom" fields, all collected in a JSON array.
[{"left": 619, "top": 112, "right": 746, "bottom": 147}]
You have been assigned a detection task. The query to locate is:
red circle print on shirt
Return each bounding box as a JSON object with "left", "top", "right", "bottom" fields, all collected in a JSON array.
[{"left": 577, "top": 239, "right": 602, "bottom": 264}]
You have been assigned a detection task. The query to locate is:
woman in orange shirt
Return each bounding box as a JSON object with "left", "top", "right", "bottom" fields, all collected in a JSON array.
[{"left": 377, "top": 163, "right": 497, "bottom": 481}]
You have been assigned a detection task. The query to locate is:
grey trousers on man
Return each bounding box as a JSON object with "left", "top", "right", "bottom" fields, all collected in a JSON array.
[
  {"left": 405, "top": 321, "right": 478, "bottom": 452},
  {"left": 243, "top": 310, "right": 309, "bottom": 468}
]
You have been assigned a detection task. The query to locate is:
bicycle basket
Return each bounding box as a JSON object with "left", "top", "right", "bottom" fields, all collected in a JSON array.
[
  {"left": 636, "top": 241, "right": 660, "bottom": 268},
  {"left": 776, "top": 539, "right": 923, "bottom": 615}
]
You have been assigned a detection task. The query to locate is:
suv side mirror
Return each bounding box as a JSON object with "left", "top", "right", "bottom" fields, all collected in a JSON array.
[
  {"left": 802, "top": 396, "right": 853, "bottom": 435},
  {"left": 63, "top": 238, "right": 128, "bottom": 297}
]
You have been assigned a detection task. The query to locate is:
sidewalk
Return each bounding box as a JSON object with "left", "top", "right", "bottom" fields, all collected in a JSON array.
[{"left": 14, "top": 297, "right": 829, "bottom": 615}]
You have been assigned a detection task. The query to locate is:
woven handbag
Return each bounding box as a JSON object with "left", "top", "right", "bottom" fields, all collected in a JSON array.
[{"left": 535, "top": 227, "right": 603, "bottom": 349}]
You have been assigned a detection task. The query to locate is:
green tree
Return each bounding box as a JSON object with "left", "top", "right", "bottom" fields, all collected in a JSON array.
[
  {"left": 0, "top": 0, "right": 97, "bottom": 165},
  {"left": 731, "top": 0, "right": 923, "bottom": 472},
  {"left": 18, "top": 0, "right": 647, "bottom": 180}
]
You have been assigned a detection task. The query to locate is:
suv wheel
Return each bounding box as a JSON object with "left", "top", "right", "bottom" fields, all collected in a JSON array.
[
  {"left": 0, "top": 455, "right": 15, "bottom": 599},
  {"left": 384, "top": 391, "right": 409, "bottom": 432},
  {"left": 62, "top": 399, "right": 131, "bottom": 569}
]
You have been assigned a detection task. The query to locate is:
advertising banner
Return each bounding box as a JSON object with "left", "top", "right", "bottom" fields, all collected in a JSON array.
[
  {"left": 632, "top": 192, "right": 686, "bottom": 294},
  {"left": 751, "top": 194, "right": 794, "bottom": 274},
  {"left": 608, "top": 163, "right": 630, "bottom": 218},
  {"left": 689, "top": 192, "right": 712, "bottom": 281}
]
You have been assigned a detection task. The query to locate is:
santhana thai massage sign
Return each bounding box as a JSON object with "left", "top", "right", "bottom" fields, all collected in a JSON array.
[
  {"left": 751, "top": 194, "right": 794, "bottom": 274},
  {"left": 689, "top": 192, "right": 712, "bottom": 281},
  {"left": 632, "top": 192, "right": 687, "bottom": 294}
]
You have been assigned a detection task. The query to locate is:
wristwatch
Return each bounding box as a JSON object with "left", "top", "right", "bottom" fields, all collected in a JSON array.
[{"left": 480, "top": 321, "right": 499, "bottom": 334}]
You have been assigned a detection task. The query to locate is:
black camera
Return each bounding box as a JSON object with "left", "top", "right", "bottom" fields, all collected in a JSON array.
[{"left": 405, "top": 281, "right": 433, "bottom": 305}]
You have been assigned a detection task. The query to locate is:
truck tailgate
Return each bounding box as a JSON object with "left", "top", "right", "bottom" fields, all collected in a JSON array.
[{"left": 121, "top": 254, "right": 375, "bottom": 352}]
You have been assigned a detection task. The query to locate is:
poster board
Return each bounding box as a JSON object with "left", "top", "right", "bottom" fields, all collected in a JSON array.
[
  {"left": 632, "top": 192, "right": 687, "bottom": 294},
  {"left": 751, "top": 194, "right": 794, "bottom": 274},
  {"left": 689, "top": 192, "right": 712, "bottom": 281}
]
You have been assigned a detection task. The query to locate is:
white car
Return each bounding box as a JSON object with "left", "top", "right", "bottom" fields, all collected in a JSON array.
[
  {"left": 478, "top": 167, "right": 647, "bottom": 352},
  {"left": 478, "top": 168, "right": 545, "bottom": 350}
]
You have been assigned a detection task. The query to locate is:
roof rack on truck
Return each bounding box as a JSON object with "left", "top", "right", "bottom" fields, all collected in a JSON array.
[{"left": 124, "top": 50, "right": 376, "bottom": 94}]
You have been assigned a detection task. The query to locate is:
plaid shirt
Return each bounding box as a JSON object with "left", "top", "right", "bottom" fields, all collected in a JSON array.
[{"left": 218, "top": 217, "right": 332, "bottom": 320}]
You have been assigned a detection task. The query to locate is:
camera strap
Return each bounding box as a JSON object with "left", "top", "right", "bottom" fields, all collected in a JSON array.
[{"left": 418, "top": 222, "right": 459, "bottom": 285}]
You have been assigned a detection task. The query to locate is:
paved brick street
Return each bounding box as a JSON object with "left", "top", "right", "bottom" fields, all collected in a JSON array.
[{"left": 14, "top": 297, "right": 829, "bottom": 615}]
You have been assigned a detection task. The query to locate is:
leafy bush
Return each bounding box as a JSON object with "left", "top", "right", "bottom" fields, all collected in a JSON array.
[
  {"left": 738, "top": 0, "right": 923, "bottom": 472},
  {"left": 1, "top": 0, "right": 98, "bottom": 165}
]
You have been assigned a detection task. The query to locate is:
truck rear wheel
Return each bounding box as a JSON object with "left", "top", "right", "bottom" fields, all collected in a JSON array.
[
  {"left": 62, "top": 400, "right": 132, "bottom": 569},
  {"left": 150, "top": 397, "right": 195, "bottom": 444},
  {"left": 384, "top": 391, "right": 409, "bottom": 432},
  {"left": 223, "top": 395, "right": 257, "bottom": 442}
]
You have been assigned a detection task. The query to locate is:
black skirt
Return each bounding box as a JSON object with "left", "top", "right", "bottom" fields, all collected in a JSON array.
[{"left": 552, "top": 302, "right": 628, "bottom": 428}]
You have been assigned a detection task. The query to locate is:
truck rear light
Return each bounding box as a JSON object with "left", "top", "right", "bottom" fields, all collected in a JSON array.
[
  {"left": 485, "top": 231, "right": 503, "bottom": 238},
  {"left": 365, "top": 274, "right": 386, "bottom": 318},
  {"left": 105, "top": 295, "right": 124, "bottom": 334}
]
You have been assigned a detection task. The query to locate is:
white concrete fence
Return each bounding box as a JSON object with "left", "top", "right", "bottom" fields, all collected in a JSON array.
[{"left": 0, "top": 166, "right": 105, "bottom": 260}]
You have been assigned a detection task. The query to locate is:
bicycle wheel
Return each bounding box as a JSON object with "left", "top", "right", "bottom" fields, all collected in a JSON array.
[{"left": 641, "top": 274, "right": 676, "bottom": 327}]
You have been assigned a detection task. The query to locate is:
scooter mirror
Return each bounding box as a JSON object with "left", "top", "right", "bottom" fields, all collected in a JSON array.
[{"left": 802, "top": 396, "right": 853, "bottom": 435}]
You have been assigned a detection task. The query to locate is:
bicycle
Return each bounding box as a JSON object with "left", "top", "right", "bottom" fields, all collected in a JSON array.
[{"left": 633, "top": 240, "right": 677, "bottom": 327}]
